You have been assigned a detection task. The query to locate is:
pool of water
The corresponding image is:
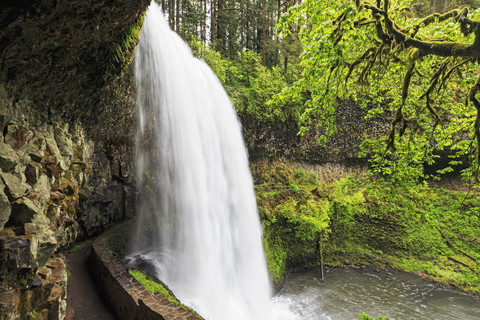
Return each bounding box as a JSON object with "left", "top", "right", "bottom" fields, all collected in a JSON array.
[{"left": 272, "top": 268, "right": 480, "bottom": 320}]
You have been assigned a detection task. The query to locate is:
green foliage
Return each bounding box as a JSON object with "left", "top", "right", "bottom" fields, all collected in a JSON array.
[
  {"left": 359, "top": 312, "right": 389, "bottom": 320},
  {"left": 27, "top": 310, "right": 38, "bottom": 319},
  {"left": 190, "top": 42, "right": 304, "bottom": 125},
  {"left": 129, "top": 269, "right": 201, "bottom": 316},
  {"left": 257, "top": 162, "right": 480, "bottom": 294},
  {"left": 273, "top": 0, "right": 480, "bottom": 182},
  {"left": 262, "top": 227, "right": 288, "bottom": 286}
]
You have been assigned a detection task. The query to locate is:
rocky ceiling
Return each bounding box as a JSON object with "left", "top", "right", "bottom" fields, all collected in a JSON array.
[{"left": 0, "top": 0, "right": 150, "bottom": 134}]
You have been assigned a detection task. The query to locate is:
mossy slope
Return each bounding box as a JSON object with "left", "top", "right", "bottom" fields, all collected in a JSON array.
[{"left": 255, "top": 161, "right": 480, "bottom": 294}]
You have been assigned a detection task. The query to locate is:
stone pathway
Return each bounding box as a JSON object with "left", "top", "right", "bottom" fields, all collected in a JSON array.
[{"left": 65, "top": 241, "right": 116, "bottom": 320}]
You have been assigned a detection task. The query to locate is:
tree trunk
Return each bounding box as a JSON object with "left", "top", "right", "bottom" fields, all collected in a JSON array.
[
  {"left": 274, "top": 0, "right": 281, "bottom": 66},
  {"left": 262, "top": 0, "right": 267, "bottom": 65},
  {"left": 175, "top": 0, "right": 180, "bottom": 33},
  {"left": 211, "top": 0, "right": 217, "bottom": 44},
  {"left": 168, "top": 0, "right": 175, "bottom": 30}
]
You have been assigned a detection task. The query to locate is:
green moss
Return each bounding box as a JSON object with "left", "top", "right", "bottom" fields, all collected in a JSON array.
[
  {"left": 128, "top": 269, "right": 202, "bottom": 317},
  {"left": 107, "top": 12, "right": 146, "bottom": 79},
  {"left": 67, "top": 239, "right": 91, "bottom": 253},
  {"left": 359, "top": 312, "right": 389, "bottom": 320},
  {"left": 257, "top": 161, "right": 480, "bottom": 294},
  {"left": 104, "top": 220, "right": 135, "bottom": 259}
]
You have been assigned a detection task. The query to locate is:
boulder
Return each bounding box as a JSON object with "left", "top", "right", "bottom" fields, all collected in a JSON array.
[
  {"left": 4, "top": 124, "right": 33, "bottom": 151},
  {"left": 0, "top": 142, "right": 19, "bottom": 172},
  {"left": 0, "top": 237, "right": 37, "bottom": 288},
  {"left": 10, "top": 198, "right": 41, "bottom": 226},
  {"left": 16, "top": 135, "right": 45, "bottom": 163},
  {"left": 33, "top": 174, "right": 51, "bottom": 204},
  {"left": 31, "top": 214, "right": 57, "bottom": 267},
  {"left": 0, "top": 181, "right": 11, "bottom": 231},
  {"left": 45, "top": 137, "right": 61, "bottom": 164},
  {"left": 23, "top": 223, "right": 37, "bottom": 235},
  {"left": 0, "top": 172, "right": 31, "bottom": 201}
]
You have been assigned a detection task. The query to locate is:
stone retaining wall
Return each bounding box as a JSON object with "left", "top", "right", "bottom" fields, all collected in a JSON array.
[{"left": 91, "top": 235, "right": 202, "bottom": 320}]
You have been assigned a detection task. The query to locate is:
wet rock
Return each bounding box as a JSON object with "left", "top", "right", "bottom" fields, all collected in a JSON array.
[
  {"left": 0, "top": 142, "right": 19, "bottom": 172},
  {"left": 9, "top": 198, "right": 41, "bottom": 226},
  {"left": 31, "top": 276, "right": 42, "bottom": 288},
  {"left": 16, "top": 135, "right": 45, "bottom": 162},
  {"left": 0, "top": 237, "right": 36, "bottom": 287},
  {"left": 25, "top": 162, "right": 42, "bottom": 185},
  {"left": 46, "top": 163, "right": 61, "bottom": 180},
  {"left": 0, "top": 181, "right": 11, "bottom": 231},
  {"left": 0, "top": 172, "right": 31, "bottom": 201},
  {"left": 48, "top": 283, "right": 62, "bottom": 302},
  {"left": 50, "top": 191, "right": 65, "bottom": 201},
  {"left": 29, "top": 150, "right": 44, "bottom": 163},
  {"left": 64, "top": 218, "right": 74, "bottom": 227},
  {"left": 54, "top": 125, "right": 73, "bottom": 158},
  {"left": 37, "top": 267, "right": 52, "bottom": 280},
  {"left": 23, "top": 223, "right": 37, "bottom": 235},
  {"left": 31, "top": 214, "right": 57, "bottom": 267},
  {"left": 0, "top": 289, "right": 18, "bottom": 317},
  {"left": 73, "top": 146, "right": 84, "bottom": 161},
  {"left": 45, "top": 136, "right": 61, "bottom": 164},
  {"left": 4, "top": 124, "right": 33, "bottom": 151},
  {"left": 59, "top": 177, "right": 77, "bottom": 196},
  {"left": 33, "top": 174, "right": 51, "bottom": 203},
  {"left": 46, "top": 204, "right": 60, "bottom": 225}
]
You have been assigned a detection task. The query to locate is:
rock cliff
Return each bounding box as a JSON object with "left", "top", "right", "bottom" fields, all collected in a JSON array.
[{"left": 0, "top": 0, "right": 149, "bottom": 319}]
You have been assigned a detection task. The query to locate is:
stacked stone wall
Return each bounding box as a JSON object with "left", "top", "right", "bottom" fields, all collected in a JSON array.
[{"left": 91, "top": 234, "right": 202, "bottom": 320}]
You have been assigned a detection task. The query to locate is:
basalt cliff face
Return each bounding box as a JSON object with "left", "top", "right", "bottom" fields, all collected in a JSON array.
[{"left": 0, "top": 1, "right": 149, "bottom": 319}]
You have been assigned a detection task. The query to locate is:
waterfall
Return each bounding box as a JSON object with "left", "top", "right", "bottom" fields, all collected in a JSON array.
[{"left": 129, "top": 3, "right": 273, "bottom": 319}]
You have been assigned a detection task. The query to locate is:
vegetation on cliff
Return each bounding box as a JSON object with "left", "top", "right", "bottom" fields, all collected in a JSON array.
[{"left": 254, "top": 161, "right": 480, "bottom": 295}]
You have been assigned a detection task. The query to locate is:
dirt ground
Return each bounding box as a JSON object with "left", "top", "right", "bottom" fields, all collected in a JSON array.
[{"left": 65, "top": 240, "right": 116, "bottom": 320}]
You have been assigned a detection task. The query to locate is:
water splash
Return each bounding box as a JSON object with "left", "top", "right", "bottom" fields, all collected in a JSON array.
[{"left": 130, "top": 3, "right": 273, "bottom": 319}]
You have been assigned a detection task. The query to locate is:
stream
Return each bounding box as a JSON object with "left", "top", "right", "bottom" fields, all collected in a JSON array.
[{"left": 272, "top": 268, "right": 480, "bottom": 320}]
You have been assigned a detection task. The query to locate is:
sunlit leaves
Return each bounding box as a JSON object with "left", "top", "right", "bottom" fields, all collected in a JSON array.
[{"left": 273, "top": 0, "right": 480, "bottom": 184}]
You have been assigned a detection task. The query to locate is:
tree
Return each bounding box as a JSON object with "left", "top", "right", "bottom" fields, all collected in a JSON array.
[{"left": 275, "top": 0, "right": 480, "bottom": 182}]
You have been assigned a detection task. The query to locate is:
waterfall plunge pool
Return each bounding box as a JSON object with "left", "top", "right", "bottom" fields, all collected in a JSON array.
[{"left": 272, "top": 268, "right": 480, "bottom": 320}]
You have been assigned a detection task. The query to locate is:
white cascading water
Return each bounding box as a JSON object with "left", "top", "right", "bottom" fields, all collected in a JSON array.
[{"left": 130, "top": 3, "right": 274, "bottom": 319}]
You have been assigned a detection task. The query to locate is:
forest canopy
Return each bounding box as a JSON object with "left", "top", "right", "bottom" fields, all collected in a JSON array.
[{"left": 272, "top": 0, "right": 480, "bottom": 183}]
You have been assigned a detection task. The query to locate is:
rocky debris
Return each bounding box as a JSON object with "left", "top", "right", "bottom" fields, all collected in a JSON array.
[
  {"left": 4, "top": 123, "right": 33, "bottom": 151},
  {"left": 0, "top": 237, "right": 37, "bottom": 289},
  {"left": 0, "top": 142, "right": 19, "bottom": 172},
  {"left": 9, "top": 198, "right": 42, "bottom": 226},
  {"left": 0, "top": 171, "right": 31, "bottom": 201},
  {"left": 33, "top": 174, "right": 51, "bottom": 203},
  {"left": 32, "top": 213, "right": 58, "bottom": 268},
  {"left": 0, "top": 181, "right": 11, "bottom": 231}
]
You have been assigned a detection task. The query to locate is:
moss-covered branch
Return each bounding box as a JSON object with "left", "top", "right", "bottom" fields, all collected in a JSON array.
[{"left": 362, "top": 3, "right": 480, "bottom": 58}]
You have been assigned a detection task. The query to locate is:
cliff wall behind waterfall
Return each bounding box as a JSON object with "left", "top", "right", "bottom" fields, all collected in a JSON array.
[{"left": 0, "top": 1, "right": 148, "bottom": 318}]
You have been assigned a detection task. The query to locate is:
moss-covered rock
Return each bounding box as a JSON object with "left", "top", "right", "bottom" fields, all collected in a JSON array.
[{"left": 257, "top": 161, "right": 480, "bottom": 294}]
